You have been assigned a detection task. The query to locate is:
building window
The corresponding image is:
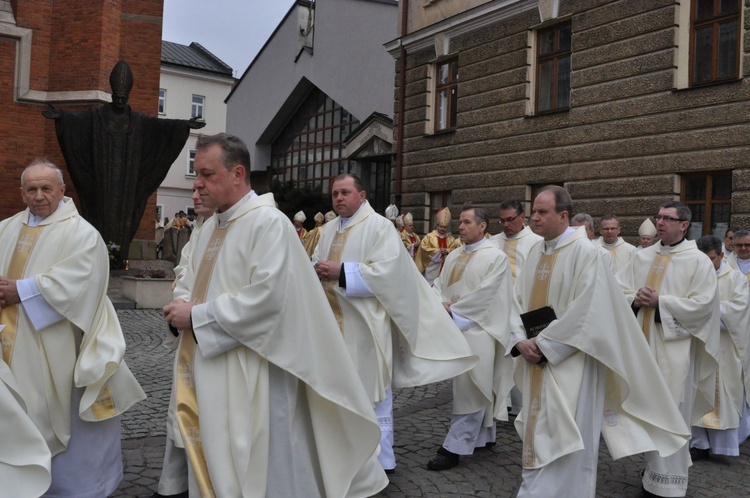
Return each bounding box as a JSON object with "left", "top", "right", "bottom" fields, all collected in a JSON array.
[
  {"left": 429, "top": 191, "right": 452, "bottom": 229},
  {"left": 691, "top": 0, "right": 741, "bottom": 86},
  {"left": 434, "top": 57, "right": 458, "bottom": 132},
  {"left": 536, "top": 22, "right": 571, "bottom": 113},
  {"left": 191, "top": 95, "right": 205, "bottom": 119},
  {"left": 681, "top": 171, "right": 732, "bottom": 239},
  {"left": 158, "top": 89, "right": 166, "bottom": 114},
  {"left": 187, "top": 149, "right": 196, "bottom": 176},
  {"left": 270, "top": 89, "right": 359, "bottom": 192}
]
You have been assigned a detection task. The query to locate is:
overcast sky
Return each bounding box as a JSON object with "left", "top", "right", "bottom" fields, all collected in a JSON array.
[{"left": 161, "top": 0, "right": 296, "bottom": 77}]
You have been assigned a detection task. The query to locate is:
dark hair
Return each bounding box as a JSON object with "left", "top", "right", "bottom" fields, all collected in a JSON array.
[
  {"left": 332, "top": 173, "right": 366, "bottom": 193},
  {"left": 195, "top": 133, "right": 251, "bottom": 185},
  {"left": 733, "top": 229, "right": 750, "bottom": 241},
  {"left": 461, "top": 204, "right": 489, "bottom": 228},
  {"left": 725, "top": 227, "right": 739, "bottom": 238},
  {"left": 600, "top": 213, "right": 620, "bottom": 225},
  {"left": 499, "top": 199, "right": 523, "bottom": 215},
  {"left": 696, "top": 235, "right": 722, "bottom": 255},
  {"left": 660, "top": 201, "right": 691, "bottom": 222},
  {"left": 539, "top": 185, "right": 572, "bottom": 217}
]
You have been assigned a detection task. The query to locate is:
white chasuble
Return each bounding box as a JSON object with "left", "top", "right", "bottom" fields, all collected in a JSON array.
[
  {"left": 432, "top": 242, "right": 520, "bottom": 422},
  {"left": 490, "top": 226, "right": 542, "bottom": 282},
  {"left": 172, "top": 193, "right": 387, "bottom": 498},
  {"left": 695, "top": 265, "right": 750, "bottom": 430},
  {"left": 515, "top": 227, "right": 689, "bottom": 469},
  {"left": 0, "top": 198, "right": 145, "bottom": 456},
  {"left": 617, "top": 240, "right": 720, "bottom": 425},
  {"left": 313, "top": 201, "right": 477, "bottom": 405}
]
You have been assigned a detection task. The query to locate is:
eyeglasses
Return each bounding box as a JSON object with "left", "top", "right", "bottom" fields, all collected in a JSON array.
[
  {"left": 735, "top": 243, "right": 750, "bottom": 249},
  {"left": 654, "top": 215, "right": 687, "bottom": 223},
  {"left": 499, "top": 213, "right": 522, "bottom": 224}
]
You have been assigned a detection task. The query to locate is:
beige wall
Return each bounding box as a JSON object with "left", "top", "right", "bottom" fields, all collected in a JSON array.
[{"left": 404, "top": 0, "right": 494, "bottom": 34}]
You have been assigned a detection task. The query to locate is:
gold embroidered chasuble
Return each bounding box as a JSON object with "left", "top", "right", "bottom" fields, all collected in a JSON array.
[
  {"left": 432, "top": 241, "right": 519, "bottom": 423},
  {"left": 617, "top": 240, "right": 720, "bottom": 425},
  {"left": 514, "top": 227, "right": 689, "bottom": 470},
  {"left": 695, "top": 265, "right": 750, "bottom": 430},
  {"left": 490, "top": 226, "right": 542, "bottom": 283},
  {"left": 313, "top": 201, "right": 477, "bottom": 405},
  {"left": 170, "top": 193, "right": 388, "bottom": 497},
  {"left": 0, "top": 198, "right": 145, "bottom": 457}
]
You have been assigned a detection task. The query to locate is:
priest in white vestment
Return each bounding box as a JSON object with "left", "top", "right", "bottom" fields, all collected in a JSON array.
[
  {"left": 489, "top": 199, "right": 541, "bottom": 282},
  {"left": 313, "top": 174, "right": 477, "bottom": 473},
  {"left": 689, "top": 236, "right": 750, "bottom": 458},
  {"left": 617, "top": 201, "right": 720, "bottom": 498},
  {"left": 157, "top": 188, "right": 215, "bottom": 498},
  {"left": 427, "top": 206, "right": 520, "bottom": 470},
  {"left": 0, "top": 159, "right": 146, "bottom": 497},
  {"left": 726, "top": 230, "right": 750, "bottom": 280},
  {"left": 639, "top": 217, "right": 658, "bottom": 249},
  {"left": 513, "top": 187, "right": 690, "bottom": 498},
  {"left": 162, "top": 134, "right": 388, "bottom": 498},
  {"left": 571, "top": 213, "right": 616, "bottom": 273},
  {"left": 594, "top": 213, "right": 638, "bottom": 272}
]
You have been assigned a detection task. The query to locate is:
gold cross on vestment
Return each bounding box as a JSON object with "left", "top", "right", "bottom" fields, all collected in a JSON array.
[
  {"left": 652, "top": 260, "right": 667, "bottom": 275},
  {"left": 205, "top": 239, "right": 223, "bottom": 261},
  {"left": 536, "top": 263, "right": 552, "bottom": 280},
  {"left": 16, "top": 234, "right": 35, "bottom": 254}
]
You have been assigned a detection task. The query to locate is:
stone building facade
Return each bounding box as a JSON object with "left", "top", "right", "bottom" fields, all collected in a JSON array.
[
  {"left": 387, "top": 0, "right": 750, "bottom": 240},
  {"left": 0, "top": 0, "right": 165, "bottom": 241}
]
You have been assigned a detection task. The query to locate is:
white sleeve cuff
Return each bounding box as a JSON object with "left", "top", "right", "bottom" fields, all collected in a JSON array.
[
  {"left": 450, "top": 308, "right": 477, "bottom": 332},
  {"left": 192, "top": 302, "right": 241, "bottom": 358},
  {"left": 536, "top": 336, "right": 578, "bottom": 364},
  {"left": 18, "top": 277, "right": 65, "bottom": 331},
  {"left": 343, "top": 262, "right": 374, "bottom": 298}
]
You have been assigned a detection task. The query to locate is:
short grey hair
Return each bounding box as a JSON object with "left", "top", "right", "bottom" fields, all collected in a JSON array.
[
  {"left": 195, "top": 133, "right": 251, "bottom": 185},
  {"left": 21, "top": 158, "right": 64, "bottom": 186},
  {"left": 572, "top": 213, "right": 594, "bottom": 229},
  {"left": 733, "top": 229, "right": 750, "bottom": 241}
]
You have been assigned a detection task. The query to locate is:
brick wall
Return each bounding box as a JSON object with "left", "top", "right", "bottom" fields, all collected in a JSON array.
[{"left": 0, "top": 0, "right": 165, "bottom": 241}]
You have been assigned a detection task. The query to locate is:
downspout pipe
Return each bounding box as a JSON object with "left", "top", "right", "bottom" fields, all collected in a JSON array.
[{"left": 395, "top": 0, "right": 408, "bottom": 209}]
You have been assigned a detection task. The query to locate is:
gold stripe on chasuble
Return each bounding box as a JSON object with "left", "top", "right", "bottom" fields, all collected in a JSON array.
[
  {"left": 1, "top": 225, "right": 43, "bottom": 366},
  {"left": 640, "top": 253, "right": 673, "bottom": 342},
  {"left": 700, "top": 374, "right": 722, "bottom": 429},
  {"left": 175, "top": 225, "right": 230, "bottom": 498},
  {"left": 322, "top": 230, "right": 349, "bottom": 334},
  {"left": 446, "top": 250, "right": 474, "bottom": 287},
  {"left": 522, "top": 251, "right": 558, "bottom": 469},
  {"left": 503, "top": 239, "right": 519, "bottom": 281}
]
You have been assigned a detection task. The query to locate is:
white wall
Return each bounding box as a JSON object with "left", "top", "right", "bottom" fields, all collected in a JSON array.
[
  {"left": 157, "top": 66, "right": 234, "bottom": 220},
  {"left": 226, "top": 0, "right": 397, "bottom": 172}
]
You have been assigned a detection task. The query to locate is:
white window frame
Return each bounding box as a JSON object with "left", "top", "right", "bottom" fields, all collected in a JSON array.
[
  {"left": 158, "top": 88, "right": 166, "bottom": 114},
  {"left": 187, "top": 149, "right": 196, "bottom": 177},
  {"left": 191, "top": 94, "right": 205, "bottom": 119}
]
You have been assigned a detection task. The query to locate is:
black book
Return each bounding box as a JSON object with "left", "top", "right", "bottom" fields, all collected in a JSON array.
[
  {"left": 511, "top": 306, "right": 556, "bottom": 361},
  {"left": 520, "top": 306, "right": 557, "bottom": 339}
]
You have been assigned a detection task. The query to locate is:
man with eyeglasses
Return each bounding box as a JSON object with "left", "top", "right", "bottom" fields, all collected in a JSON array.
[
  {"left": 489, "top": 200, "right": 541, "bottom": 282},
  {"left": 617, "top": 201, "right": 720, "bottom": 498},
  {"left": 594, "top": 214, "right": 637, "bottom": 273},
  {"left": 722, "top": 227, "right": 738, "bottom": 259},
  {"left": 726, "top": 229, "right": 750, "bottom": 281}
]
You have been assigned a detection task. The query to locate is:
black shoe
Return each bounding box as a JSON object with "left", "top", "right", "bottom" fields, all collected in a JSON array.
[
  {"left": 427, "top": 447, "right": 459, "bottom": 471},
  {"left": 150, "top": 492, "right": 189, "bottom": 498},
  {"left": 689, "top": 447, "right": 710, "bottom": 461},
  {"left": 641, "top": 485, "right": 662, "bottom": 498},
  {"left": 384, "top": 467, "right": 395, "bottom": 475},
  {"left": 475, "top": 442, "right": 496, "bottom": 451}
]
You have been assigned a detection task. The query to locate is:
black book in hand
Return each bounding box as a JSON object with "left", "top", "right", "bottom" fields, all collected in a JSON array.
[{"left": 511, "top": 306, "right": 556, "bottom": 361}]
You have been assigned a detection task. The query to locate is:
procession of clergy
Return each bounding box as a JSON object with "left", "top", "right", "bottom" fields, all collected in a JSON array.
[
  {"left": 291, "top": 190, "right": 750, "bottom": 498},
  {"left": 2, "top": 135, "right": 750, "bottom": 498}
]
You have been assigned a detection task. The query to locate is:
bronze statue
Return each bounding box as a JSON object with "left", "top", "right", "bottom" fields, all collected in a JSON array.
[{"left": 43, "top": 61, "right": 205, "bottom": 264}]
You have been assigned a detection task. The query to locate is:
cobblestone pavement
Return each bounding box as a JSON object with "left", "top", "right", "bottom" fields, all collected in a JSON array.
[{"left": 114, "top": 309, "right": 750, "bottom": 497}]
